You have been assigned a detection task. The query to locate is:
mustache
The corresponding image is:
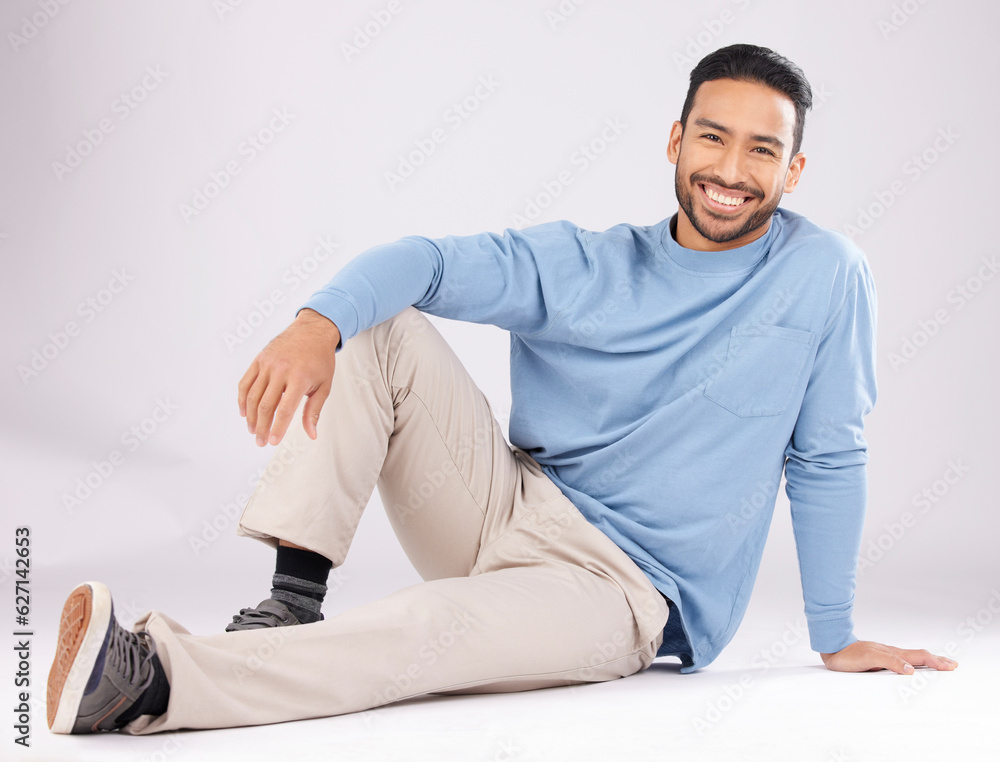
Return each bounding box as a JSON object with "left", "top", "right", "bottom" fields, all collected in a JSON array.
[{"left": 690, "top": 174, "right": 764, "bottom": 201}]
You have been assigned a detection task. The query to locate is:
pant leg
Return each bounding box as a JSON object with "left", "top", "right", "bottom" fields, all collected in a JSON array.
[
  {"left": 125, "top": 484, "right": 667, "bottom": 733},
  {"left": 122, "top": 309, "right": 668, "bottom": 733}
]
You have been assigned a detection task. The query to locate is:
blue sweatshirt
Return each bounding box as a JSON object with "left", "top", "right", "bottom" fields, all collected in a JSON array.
[{"left": 299, "top": 207, "right": 878, "bottom": 672}]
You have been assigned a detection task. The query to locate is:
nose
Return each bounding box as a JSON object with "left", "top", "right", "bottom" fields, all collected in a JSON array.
[{"left": 713, "top": 145, "right": 749, "bottom": 187}]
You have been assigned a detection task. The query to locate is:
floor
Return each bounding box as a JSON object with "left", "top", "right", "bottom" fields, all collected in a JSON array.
[{"left": 17, "top": 569, "right": 999, "bottom": 762}]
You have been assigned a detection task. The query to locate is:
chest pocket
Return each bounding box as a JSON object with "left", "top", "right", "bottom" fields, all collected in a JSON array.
[{"left": 703, "top": 324, "right": 817, "bottom": 417}]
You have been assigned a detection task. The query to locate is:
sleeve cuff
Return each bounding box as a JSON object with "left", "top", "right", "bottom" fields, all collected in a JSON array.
[
  {"left": 807, "top": 615, "right": 857, "bottom": 654},
  {"left": 297, "top": 290, "right": 361, "bottom": 350}
]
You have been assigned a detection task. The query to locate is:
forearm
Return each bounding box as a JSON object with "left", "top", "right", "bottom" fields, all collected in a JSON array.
[
  {"left": 785, "top": 458, "right": 868, "bottom": 654},
  {"left": 298, "top": 238, "right": 439, "bottom": 346}
]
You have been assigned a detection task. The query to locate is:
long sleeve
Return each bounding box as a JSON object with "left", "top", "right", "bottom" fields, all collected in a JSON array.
[
  {"left": 783, "top": 255, "right": 878, "bottom": 654},
  {"left": 297, "top": 221, "right": 592, "bottom": 345}
]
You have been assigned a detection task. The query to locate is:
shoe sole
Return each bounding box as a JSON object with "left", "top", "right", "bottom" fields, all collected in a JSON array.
[{"left": 46, "top": 582, "right": 112, "bottom": 734}]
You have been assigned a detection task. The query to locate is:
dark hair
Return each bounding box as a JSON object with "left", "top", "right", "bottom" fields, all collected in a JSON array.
[{"left": 680, "top": 44, "right": 813, "bottom": 157}]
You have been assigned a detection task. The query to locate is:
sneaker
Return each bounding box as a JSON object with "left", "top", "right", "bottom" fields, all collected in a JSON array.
[
  {"left": 47, "top": 582, "right": 160, "bottom": 734},
  {"left": 226, "top": 598, "right": 319, "bottom": 631}
]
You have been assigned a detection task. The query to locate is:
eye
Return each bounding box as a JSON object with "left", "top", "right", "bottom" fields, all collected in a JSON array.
[
  {"left": 700, "top": 133, "right": 721, "bottom": 142},
  {"left": 753, "top": 147, "right": 776, "bottom": 156}
]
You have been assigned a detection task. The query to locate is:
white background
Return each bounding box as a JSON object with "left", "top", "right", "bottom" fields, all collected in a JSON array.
[{"left": 1, "top": 1, "right": 998, "bottom": 760}]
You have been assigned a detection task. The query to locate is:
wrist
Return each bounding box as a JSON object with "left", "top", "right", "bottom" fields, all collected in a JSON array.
[{"left": 296, "top": 308, "right": 342, "bottom": 348}]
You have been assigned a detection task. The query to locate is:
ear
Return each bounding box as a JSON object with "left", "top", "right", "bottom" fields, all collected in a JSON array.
[
  {"left": 666, "top": 120, "right": 684, "bottom": 165},
  {"left": 783, "top": 152, "right": 807, "bottom": 193}
]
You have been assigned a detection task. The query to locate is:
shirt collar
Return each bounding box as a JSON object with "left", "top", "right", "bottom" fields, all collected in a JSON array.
[{"left": 658, "top": 210, "right": 781, "bottom": 274}]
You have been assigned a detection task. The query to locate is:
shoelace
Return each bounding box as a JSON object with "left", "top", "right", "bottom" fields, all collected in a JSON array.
[
  {"left": 232, "top": 606, "right": 291, "bottom": 626},
  {"left": 107, "top": 625, "right": 156, "bottom": 693}
]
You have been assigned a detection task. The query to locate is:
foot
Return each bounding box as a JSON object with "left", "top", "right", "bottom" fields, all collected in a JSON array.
[
  {"left": 226, "top": 598, "right": 322, "bottom": 632},
  {"left": 47, "top": 582, "right": 161, "bottom": 734}
]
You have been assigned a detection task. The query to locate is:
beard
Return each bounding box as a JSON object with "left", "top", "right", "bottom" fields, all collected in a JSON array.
[{"left": 674, "top": 169, "right": 781, "bottom": 246}]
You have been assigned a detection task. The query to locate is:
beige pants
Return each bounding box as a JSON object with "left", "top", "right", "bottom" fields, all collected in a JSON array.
[{"left": 126, "top": 308, "right": 668, "bottom": 733}]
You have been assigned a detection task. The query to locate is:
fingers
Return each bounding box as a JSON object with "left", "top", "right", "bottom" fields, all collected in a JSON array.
[
  {"left": 242, "top": 362, "right": 285, "bottom": 446},
  {"left": 884, "top": 652, "right": 916, "bottom": 675},
  {"left": 252, "top": 376, "right": 289, "bottom": 447},
  {"left": 237, "top": 359, "right": 260, "bottom": 419},
  {"left": 242, "top": 366, "right": 269, "bottom": 437},
  {"left": 242, "top": 369, "right": 330, "bottom": 447},
  {"left": 267, "top": 381, "right": 313, "bottom": 446},
  {"left": 302, "top": 383, "right": 331, "bottom": 440},
  {"left": 899, "top": 648, "right": 959, "bottom": 671},
  {"left": 822, "top": 641, "right": 959, "bottom": 674}
]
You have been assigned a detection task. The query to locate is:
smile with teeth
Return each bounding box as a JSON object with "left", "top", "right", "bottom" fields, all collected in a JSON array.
[{"left": 701, "top": 184, "right": 751, "bottom": 208}]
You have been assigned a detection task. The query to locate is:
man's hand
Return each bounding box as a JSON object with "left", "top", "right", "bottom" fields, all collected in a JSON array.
[
  {"left": 821, "top": 640, "right": 958, "bottom": 674},
  {"left": 238, "top": 308, "right": 341, "bottom": 447}
]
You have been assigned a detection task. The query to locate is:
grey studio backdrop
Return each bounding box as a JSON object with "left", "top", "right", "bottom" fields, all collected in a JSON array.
[{"left": 1, "top": 0, "right": 998, "bottom": 750}]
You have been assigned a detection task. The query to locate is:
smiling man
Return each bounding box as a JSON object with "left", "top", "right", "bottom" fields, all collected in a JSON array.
[
  {"left": 48, "top": 44, "right": 956, "bottom": 735},
  {"left": 672, "top": 76, "right": 805, "bottom": 250}
]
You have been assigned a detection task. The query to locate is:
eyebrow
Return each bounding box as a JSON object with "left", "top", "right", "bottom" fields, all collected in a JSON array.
[{"left": 693, "top": 118, "right": 785, "bottom": 151}]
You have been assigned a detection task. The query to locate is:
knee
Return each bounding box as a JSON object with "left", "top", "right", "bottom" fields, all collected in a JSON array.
[
  {"left": 374, "top": 307, "right": 434, "bottom": 349},
  {"left": 339, "top": 308, "right": 430, "bottom": 379},
  {"left": 359, "top": 308, "right": 450, "bottom": 374}
]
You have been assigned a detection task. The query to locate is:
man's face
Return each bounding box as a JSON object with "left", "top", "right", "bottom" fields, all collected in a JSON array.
[{"left": 667, "top": 78, "right": 806, "bottom": 251}]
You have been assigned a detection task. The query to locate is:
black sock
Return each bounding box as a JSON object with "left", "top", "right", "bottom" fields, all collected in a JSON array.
[
  {"left": 270, "top": 545, "right": 332, "bottom": 624},
  {"left": 117, "top": 652, "right": 169, "bottom": 727}
]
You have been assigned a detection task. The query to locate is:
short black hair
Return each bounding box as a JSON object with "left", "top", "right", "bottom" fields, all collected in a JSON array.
[{"left": 680, "top": 44, "right": 813, "bottom": 157}]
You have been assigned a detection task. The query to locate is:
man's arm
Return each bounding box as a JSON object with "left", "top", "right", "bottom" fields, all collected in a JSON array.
[
  {"left": 783, "top": 254, "right": 956, "bottom": 673},
  {"left": 238, "top": 222, "right": 591, "bottom": 446}
]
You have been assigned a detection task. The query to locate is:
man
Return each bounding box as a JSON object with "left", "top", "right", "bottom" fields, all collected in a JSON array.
[{"left": 47, "top": 43, "right": 956, "bottom": 735}]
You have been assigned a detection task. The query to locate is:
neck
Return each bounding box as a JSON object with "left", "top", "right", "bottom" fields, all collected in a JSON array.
[{"left": 672, "top": 210, "right": 772, "bottom": 252}]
